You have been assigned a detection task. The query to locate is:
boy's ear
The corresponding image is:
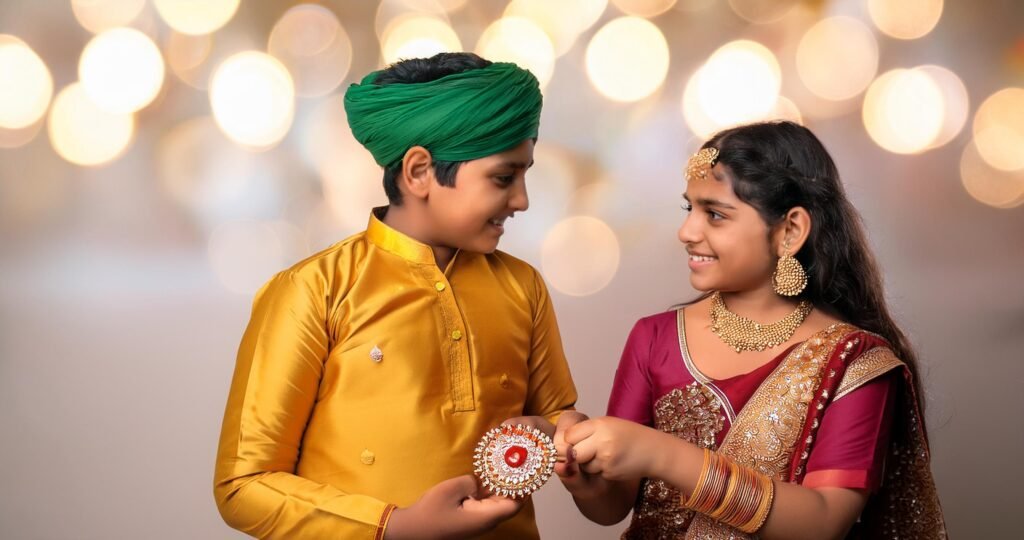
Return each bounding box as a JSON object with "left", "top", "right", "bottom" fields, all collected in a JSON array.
[{"left": 399, "top": 146, "right": 434, "bottom": 202}]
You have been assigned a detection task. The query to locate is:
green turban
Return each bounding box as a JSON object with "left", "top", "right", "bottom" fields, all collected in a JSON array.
[{"left": 344, "top": 62, "right": 542, "bottom": 168}]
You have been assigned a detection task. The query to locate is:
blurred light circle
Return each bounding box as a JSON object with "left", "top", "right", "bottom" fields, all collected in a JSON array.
[
  {"left": 381, "top": 15, "right": 461, "bottom": 65},
  {"left": 48, "top": 83, "right": 134, "bottom": 166},
  {"left": 585, "top": 17, "right": 669, "bottom": 102},
  {"left": 769, "top": 96, "right": 803, "bottom": 124},
  {"left": 499, "top": 143, "right": 577, "bottom": 261},
  {"left": 862, "top": 68, "right": 944, "bottom": 154},
  {"left": 71, "top": 0, "right": 146, "bottom": 34},
  {"left": 0, "top": 35, "right": 53, "bottom": 129},
  {"left": 677, "top": 0, "right": 716, "bottom": 11},
  {"left": 611, "top": 0, "right": 677, "bottom": 18},
  {"left": 476, "top": 17, "right": 555, "bottom": 89},
  {"left": 208, "top": 220, "right": 287, "bottom": 295},
  {"left": 375, "top": 0, "right": 450, "bottom": 40},
  {"left": 959, "top": 140, "right": 1024, "bottom": 208},
  {"left": 972, "top": 87, "right": 1024, "bottom": 171},
  {"left": 0, "top": 123, "right": 44, "bottom": 148},
  {"left": 694, "top": 40, "right": 781, "bottom": 127},
  {"left": 681, "top": 69, "right": 719, "bottom": 138},
  {"left": 165, "top": 31, "right": 213, "bottom": 89},
  {"left": 542, "top": 216, "right": 620, "bottom": 296},
  {"left": 505, "top": 0, "right": 608, "bottom": 57},
  {"left": 867, "top": 0, "right": 943, "bottom": 40},
  {"left": 79, "top": 28, "right": 165, "bottom": 114},
  {"left": 728, "top": 0, "right": 798, "bottom": 24},
  {"left": 210, "top": 51, "right": 295, "bottom": 150},
  {"left": 157, "top": 116, "right": 286, "bottom": 225},
  {"left": 269, "top": 4, "right": 352, "bottom": 97},
  {"left": 154, "top": 0, "right": 239, "bottom": 35},
  {"left": 917, "top": 65, "right": 968, "bottom": 150},
  {"left": 796, "top": 17, "right": 878, "bottom": 101}
]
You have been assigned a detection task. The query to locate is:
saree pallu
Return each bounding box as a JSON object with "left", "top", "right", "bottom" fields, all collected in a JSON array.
[{"left": 609, "top": 310, "right": 946, "bottom": 539}]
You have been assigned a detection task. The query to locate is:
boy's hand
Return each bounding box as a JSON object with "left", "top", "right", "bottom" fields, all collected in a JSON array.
[
  {"left": 500, "top": 415, "right": 556, "bottom": 437},
  {"left": 551, "top": 411, "right": 610, "bottom": 499},
  {"left": 384, "top": 475, "right": 522, "bottom": 540}
]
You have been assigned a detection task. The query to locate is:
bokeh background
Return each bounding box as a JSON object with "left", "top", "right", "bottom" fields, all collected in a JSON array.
[{"left": 2, "top": 0, "right": 1023, "bottom": 538}]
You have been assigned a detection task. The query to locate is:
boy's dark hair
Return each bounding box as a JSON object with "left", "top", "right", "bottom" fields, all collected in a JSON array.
[{"left": 374, "top": 53, "right": 493, "bottom": 205}]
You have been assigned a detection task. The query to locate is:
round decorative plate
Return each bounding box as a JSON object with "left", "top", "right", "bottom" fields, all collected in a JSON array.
[{"left": 473, "top": 424, "right": 557, "bottom": 499}]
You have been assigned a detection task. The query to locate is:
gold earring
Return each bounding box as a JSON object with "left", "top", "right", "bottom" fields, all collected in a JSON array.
[{"left": 772, "top": 242, "right": 807, "bottom": 297}]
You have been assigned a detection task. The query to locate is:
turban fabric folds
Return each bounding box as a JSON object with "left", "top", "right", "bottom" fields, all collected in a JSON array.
[{"left": 344, "top": 62, "right": 542, "bottom": 168}]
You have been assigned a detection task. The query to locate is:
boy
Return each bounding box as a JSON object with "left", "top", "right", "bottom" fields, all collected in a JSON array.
[{"left": 214, "top": 53, "right": 578, "bottom": 539}]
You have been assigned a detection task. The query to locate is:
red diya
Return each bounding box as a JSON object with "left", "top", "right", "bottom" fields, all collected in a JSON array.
[{"left": 473, "top": 424, "right": 557, "bottom": 499}]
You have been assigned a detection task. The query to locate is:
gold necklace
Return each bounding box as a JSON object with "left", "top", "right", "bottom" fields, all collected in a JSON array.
[{"left": 709, "top": 291, "right": 813, "bottom": 353}]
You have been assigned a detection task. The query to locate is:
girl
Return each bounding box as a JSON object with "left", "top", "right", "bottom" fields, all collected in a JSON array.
[{"left": 556, "top": 122, "right": 946, "bottom": 539}]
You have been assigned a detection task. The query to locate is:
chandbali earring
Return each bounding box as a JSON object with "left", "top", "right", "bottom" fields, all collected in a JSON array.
[{"left": 772, "top": 240, "right": 807, "bottom": 297}]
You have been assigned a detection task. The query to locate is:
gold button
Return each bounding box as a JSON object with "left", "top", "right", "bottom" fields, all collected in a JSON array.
[
  {"left": 360, "top": 449, "right": 375, "bottom": 465},
  {"left": 499, "top": 374, "right": 510, "bottom": 389},
  {"left": 451, "top": 330, "right": 463, "bottom": 341},
  {"left": 434, "top": 282, "right": 446, "bottom": 292}
]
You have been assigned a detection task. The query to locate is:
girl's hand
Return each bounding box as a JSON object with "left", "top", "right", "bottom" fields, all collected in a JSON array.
[{"left": 564, "top": 416, "right": 667, "bottom": 482}]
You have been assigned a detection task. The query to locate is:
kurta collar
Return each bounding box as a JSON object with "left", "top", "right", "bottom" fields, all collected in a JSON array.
[{"left": 366, "top": 206, "right": 442, "bottom": 266}]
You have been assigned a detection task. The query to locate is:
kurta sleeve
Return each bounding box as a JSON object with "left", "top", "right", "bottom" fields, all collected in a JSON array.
[
  {"left": 214, "top": 269, "right": 395, "bottom": 539},
  {"left": 522, "top": 270, "right": 578, "bottom": 425},
  {"left": 606, "top": 318, "right": 655, "bottom": 426}
]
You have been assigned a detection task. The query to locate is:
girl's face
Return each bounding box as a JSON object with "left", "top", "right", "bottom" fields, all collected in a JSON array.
[{"left": 678, "top": 163, "right": 776, "bottom": 293}]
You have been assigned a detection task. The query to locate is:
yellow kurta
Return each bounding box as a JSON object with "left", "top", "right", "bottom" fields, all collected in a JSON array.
[{"left": 214, "top": 209, "right": 578, "bottom": 539}]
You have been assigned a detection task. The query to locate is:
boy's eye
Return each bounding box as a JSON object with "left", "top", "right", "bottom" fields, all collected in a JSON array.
[
  {"left": 495, "top": 175, "right": 515, "bottom": 185},
  {"left": 681, "top": 202, "right": 693, "bottom": 212}
]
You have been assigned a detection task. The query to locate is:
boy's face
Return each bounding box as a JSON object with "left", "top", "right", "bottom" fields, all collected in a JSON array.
[{"left": 425, "top": 139, "right": 534, "bottom": 254}]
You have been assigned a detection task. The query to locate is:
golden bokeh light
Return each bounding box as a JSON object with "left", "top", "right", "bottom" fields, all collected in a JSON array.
[
  {"left": 542, "top": 216, "right": 620, "bottom": 297},
  {"left": 0, "top": 123, "right": 44, "bottom": 149},
  {"left": 381, "top": 15, "right": 462, "bottom": 66},
  {"left": 476, "top": 17, "right": 555, "bottom": 89},
  {"left": 585, "top": 17, "right": 669, "bottom": 102},
  {"left": 71, "top": 0, "right": 146, "bottom": 34},
  {"left": 48, "top": 83, "right": 134, "bottom": 166},
  {"left": 917, "top": 65, "right": 969, "bottom": 150},
  {"left": 268, "top": 4, "right": 352, "bottom": 98},
  {"left": 683, "top": 40, "right": 781, "bottom": 134},
  {"left": 79, "top": 28, "right": 165, "bottom": 114},
  {"left": 728, "top": 0, "right": 798, "bottom": 24},
  {"left": 862, "top": 68, "right": 945, "bottom": 154},
  {"left": 972, "top": 87, "right": 1024, "bottom": 171},
  {"left": 769, "top": 96, "right": 803, "bottom": 125},
  {"left": 375, "top": 0, "right": 450, "bottom": 40},
  {"left": 209, "top": 51, "right": 295, "bottom": 150},
  {"left": 960, "top": 140, "right": 1024, "bottom": 209},
  {"left": 867, "top": 0, "right": 943, "bottom": 40},
  {"left": 611, "top": 0, "right": 677, "bottom": 18},
  {"left": 165, "top": 31, "right": 213, "bottom": 89},
  {"left": 504, "top": 0, "right": 608, "bottom": 57},
  {"left": 796, "top": 17, "right": 878, "bottom": 101},
  {"left": 154, "top": 0, "right": 239, "bottom": 36},
  {"left": 0, "top": 35, "right": 53, "bottom": 129}
]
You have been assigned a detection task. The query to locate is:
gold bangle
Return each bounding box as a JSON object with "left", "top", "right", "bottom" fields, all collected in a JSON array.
[
  {"left": 708, "top": 461, "right": 742, "bottom": 521},
  {"left": 696, "top": 452, "right": 730, "bottom": 513},
  {"left": 682, "top": 448, "right": 712, "bottom": 508},
  {"left": 739, "top": 473, "right": 775, "bottom": 533},
  {"left": 719, "top": 464, "right": 756, "bottom": 525}
]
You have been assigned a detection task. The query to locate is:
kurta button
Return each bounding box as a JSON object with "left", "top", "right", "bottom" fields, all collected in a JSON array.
[
  {"left": 360, "top": 449, "right": 375, "bottom": 465},
  {"left": 499, "top": 374, "right": 510, "bottom": 388},
  {"left": 451, "top": 330, "right": 462, "bottom": 341},
  {"left": 434, "top": 282, "right": 446, "bottom": 291}
]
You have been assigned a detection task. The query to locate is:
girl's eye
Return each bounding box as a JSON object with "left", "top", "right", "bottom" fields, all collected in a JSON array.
[
  {"left": 681, "top": 202, "right": 693, "bottom": 212},
  {"left": 707, "top": 210, "right": 723, "bottom": 220}
]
